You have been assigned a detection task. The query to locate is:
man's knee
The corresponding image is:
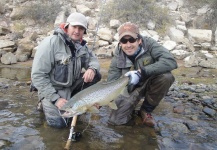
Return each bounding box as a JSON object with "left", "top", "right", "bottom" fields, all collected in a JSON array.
[
  {"left": 45, "top": 116, "right": 67, "bottom": 128},
  {"left": 42, "top": 99, "right": 67, "bottom": 128},
  {"left": 160, "top": 73, "right": 175, "bottom": 85}
]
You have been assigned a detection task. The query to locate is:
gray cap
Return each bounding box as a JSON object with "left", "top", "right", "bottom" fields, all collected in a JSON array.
[{"left": 65, "top": 12, "right": 88, "bottom": 30}]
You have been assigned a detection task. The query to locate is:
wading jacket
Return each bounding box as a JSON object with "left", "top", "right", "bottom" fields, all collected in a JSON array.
[
  {"left": 107, "top": 36, "right": 177, "bottom": 82},
  {"left": 31, "top": 27, "right": 100, "bottom": 103}
]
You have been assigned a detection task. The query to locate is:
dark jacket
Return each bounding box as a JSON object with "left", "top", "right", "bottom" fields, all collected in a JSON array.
[{"left": 107, "top": 36, "right": 177, "bottom": 81}]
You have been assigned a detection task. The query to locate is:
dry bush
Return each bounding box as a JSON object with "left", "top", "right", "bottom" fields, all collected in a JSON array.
[
  {"left": 185, "top": 0, "right": 211, "bottom": 8},
  {"left": 99, "top": 0, "right": 171, "bottom": 35},
  {"left": 23, "top": 0, "right": 61, "bottom": 24}
]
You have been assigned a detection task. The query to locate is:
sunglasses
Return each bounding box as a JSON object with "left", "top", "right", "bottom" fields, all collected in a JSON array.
[{"left": 120, "top": 37, "right": 138, "bottom": 44}]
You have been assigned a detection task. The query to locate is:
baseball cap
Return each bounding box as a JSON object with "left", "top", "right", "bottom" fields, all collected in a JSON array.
[
  {"left": 65, "top": 12, "right": 88, "bottom": 31},
  {"left": 118, "top": 22, "right": 140, "bottom": 40}
]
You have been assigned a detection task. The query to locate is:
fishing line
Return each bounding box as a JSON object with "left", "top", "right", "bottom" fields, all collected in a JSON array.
[
  {"left": 81, "top": 116, "right": 91, "bottom": 134},
  {"left": 89, "top": 0, "right": 107, "bottom": 51},
  {"left": 70, "top": 0, "right": 107, "bottom": 136}
]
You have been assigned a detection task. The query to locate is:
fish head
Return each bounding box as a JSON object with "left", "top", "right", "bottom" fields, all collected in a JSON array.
[
  {"left": 60, "top": 109, "right": 81, "bottom": 118},
  {"left": 60, "top": 104, "right": 87, "bottom": 118},
  {"left": 59, "top": 103, "right": 77, "bottom": 118}
]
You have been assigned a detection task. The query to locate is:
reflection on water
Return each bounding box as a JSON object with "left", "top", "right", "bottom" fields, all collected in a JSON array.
[
  {"left": 38, "top": 108, "right": 158, "bottom": 150},
  {"left": 0, "top": 85, "right": 159, "bottom": 150},
  {"left": 0, "top": 65, "right": 159, "bottom": 149},
  {"left": 0, "top": 67, "right": 31, "bottom": 81}
]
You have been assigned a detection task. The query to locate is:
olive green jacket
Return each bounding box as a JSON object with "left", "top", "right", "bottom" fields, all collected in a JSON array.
[
  {"left": 107, "top": 36, "right": 177, "bottom": 81},
  {"left": 31, "top": 28, "right": 100, "bottom": 102}
]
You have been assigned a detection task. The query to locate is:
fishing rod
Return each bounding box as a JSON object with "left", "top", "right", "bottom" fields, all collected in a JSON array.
[
  {"left": 64, "top": 116, "right": 82, "bottom": 149},
  {"left": 64, "top": 0, "right": 107, "bottom": 149}
]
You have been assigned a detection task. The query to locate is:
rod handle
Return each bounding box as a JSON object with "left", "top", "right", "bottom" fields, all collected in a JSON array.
[{"left": 71, "top": 115, "right": 78, "bottom": 127}]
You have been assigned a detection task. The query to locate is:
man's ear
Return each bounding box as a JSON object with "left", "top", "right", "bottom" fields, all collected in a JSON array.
[
  {"left": 64, "top": 23, "right": 69, "bottom": 29},
  {"left": 138, "top": 38, "right": 142, "bottom": 45}
]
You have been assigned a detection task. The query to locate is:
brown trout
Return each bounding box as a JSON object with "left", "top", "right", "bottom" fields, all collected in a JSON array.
[{"left": 60, "top": 77, "right": 129, "bottom": 118}]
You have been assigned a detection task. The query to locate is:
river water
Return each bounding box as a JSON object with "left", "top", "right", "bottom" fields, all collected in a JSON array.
[{"left": 0, "top": 66, "right": 159, "bottom": 150}]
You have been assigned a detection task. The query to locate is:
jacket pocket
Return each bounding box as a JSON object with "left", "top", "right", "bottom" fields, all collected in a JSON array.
[
  {"left": 50, "top": 60, "right": 73, "bottom": 87},
  {"left": 54, "top": 64, "right": 68, "bottom": 83}
]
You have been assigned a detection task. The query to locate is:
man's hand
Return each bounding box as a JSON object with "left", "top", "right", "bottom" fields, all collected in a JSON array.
[
  {"left": 125, "top": 70, "right": 141, "bottom": 85},
  {"left": 125, "top": 70, "right": 141, "bottom": 93},
  {"left": 82, "top": 68, "right": 95, "bottom": 83},
  {"left": 93, "top": 103, "right": 102, "bottom": 109},
  {"left": 55, "top": 98, "right": 68, "bottom": 109}
]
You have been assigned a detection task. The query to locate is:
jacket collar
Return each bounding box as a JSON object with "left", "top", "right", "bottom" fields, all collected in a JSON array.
[{"left": 54, "top": 24, "right": 87, "bottom": 46}]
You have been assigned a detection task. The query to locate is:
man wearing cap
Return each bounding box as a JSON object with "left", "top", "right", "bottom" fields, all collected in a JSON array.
[
  {"left": 107, "top": 22, "right": 177, "bottom": 127},
  {"left": 31, "top": 12, "right": 101, "bottom": 128}
]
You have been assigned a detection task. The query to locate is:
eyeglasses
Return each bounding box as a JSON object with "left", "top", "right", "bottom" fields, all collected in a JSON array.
[{"left": 120, "top": 37, "right": 138, "bottom": 44}]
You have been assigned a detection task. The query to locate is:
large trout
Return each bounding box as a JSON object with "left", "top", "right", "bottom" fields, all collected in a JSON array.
[{"left": 60, "top": 76, "right": 129, "bottom": 118}]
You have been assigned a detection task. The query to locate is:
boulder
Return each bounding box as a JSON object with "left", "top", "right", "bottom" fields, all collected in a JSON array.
[{"left": 1, "top": 52, "right": 17, "bottom": 65}]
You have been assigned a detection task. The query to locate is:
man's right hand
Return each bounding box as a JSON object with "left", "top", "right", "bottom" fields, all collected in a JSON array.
[{"left": 55, "top": 98, "right": 68, "bottom": 109}]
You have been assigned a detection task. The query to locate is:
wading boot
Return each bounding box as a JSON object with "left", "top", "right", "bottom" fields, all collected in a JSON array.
[{"left": 140, "top": 110, "right": 155, "bottom": 127}]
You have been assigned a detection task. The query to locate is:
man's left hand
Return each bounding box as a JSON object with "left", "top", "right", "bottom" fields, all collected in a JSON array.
[
  {"left": 125, "top": 70, "right": 141, "bottom": 85},
  {"left": 125, "top": 70, "right": 141, "bottom": 93},
  {"left": 83, "top": 68, "right": 95, "bottom": 83}
]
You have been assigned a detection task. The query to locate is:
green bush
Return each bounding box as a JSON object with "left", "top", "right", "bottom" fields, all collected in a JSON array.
[
  {"left": 99, "top": 0, "right": 171, "bottom": 35},
  {"left": 23, "top": 0, "right": 61, "bottom": 24}
]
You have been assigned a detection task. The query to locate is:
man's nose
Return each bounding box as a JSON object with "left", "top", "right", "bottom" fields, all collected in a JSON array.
[
  {"left": 74, "top": 28, "right": 80, "bottom": 33},
  {"left": 126, "top": 41, "right": 132, "bottom": 46}
]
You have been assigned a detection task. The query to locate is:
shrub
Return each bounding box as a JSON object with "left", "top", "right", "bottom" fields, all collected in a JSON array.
[
  {"left": 184, "top": 0, "right": 211, "bottom": 8},
  {"left": 99, "top": 0, "right": 171, "bottom": 35},
  {"left": 23, "top": 0, "right": 61, "bottom": 24},
  {"left": 13, "top": 22, "right": 26, "bottom": 32}
]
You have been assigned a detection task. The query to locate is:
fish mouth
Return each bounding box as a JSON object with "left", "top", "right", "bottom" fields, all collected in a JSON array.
[{"left": 59, "top": 110, "right": 80, "bottom": 118}]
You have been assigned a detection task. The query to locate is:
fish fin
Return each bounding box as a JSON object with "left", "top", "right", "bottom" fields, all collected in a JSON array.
[
  {"left": 108, "top": 101, "right": 118, "bottom": 110},
  {"left": 88, "top": 106, "right": 100, "bottom": 113},
  {"left": 120, "top": 87, "right": 130, "bottom": 97}
]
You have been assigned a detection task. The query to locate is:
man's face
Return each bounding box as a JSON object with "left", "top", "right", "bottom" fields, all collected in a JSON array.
[
  {"left": 67, "top": 25, "right": 85, "bottom": 42},
  {"left": 120, "top": 35, "right": 141, "bottom": 56}
]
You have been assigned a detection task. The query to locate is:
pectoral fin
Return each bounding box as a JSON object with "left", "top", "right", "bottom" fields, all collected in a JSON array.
[
  {"left": 108, "top": 101, "right": 118, "bottom": 110},
  {"left": 88, "top": 106, "right": 100, "bottom": 113},
  {"left": 121, "top": 87, "right": 130, "bottom": 97}
]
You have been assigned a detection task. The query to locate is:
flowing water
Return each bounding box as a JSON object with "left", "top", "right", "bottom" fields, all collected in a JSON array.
[{"left": 0, "top": 66, "right": 159, "bottom": 150}]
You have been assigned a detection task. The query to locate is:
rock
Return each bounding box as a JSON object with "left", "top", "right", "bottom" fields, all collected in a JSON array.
[
  {"left": 54, "top": 11, "right": 66, "bottom": 28},
  {"left": 199, "top": 58, "right": 217, "bottom": 69},
  {"left": 203, "top": 107, "right": 216, "bottom": 117},
  {"left": 88, "top": 17, "right": 98, "bottom": 30},
  {"left": 173, "top": 105, "right": 185, "bottom": 114},
  {"left": 98, "top": 28, "right": 113, "bottom": 43},
  {"left": 147, "top": 20, "right": 155, "bottom": 30},
  {"left": 168, "top": 27, "right": 185, "bottom": 43},
  {"left": 170, "top": 122, "right": 189, "bottom": 133},
  {"left": 0, "top": 140, "right": 6, "bottom": 148},
  {"left": 10, "top": 7, "right": 26, "bottom": 20},
  {"left": 171, "top": 49, "right": 190, "bottom": 59},
  {"left": 0, "top": 40, "right": 16, "bottom": 49},
  {"left": 0, "top": 26, "right": 11, "bottom": 35},
  {"left": 184, "top": 120, "right": 198, "bottom": 131},
  {"left": 1, "top": 52, "right": 17, "bottom": 64},
  {"left": 110, "top": 20, "right": 121, "bottom": 29},
  {"left": 76, "top": 5, "right": 91, "bottom": 16},
  {"left": 187, "top": 29, "right": 212, "bottom": 43},
  {"left": 16, "top": 54, "right": 29, "bottom": 62}
]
